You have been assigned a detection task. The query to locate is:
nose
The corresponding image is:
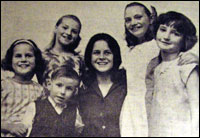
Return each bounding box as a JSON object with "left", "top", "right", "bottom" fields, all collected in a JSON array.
[
  {"left": 21, "top": 55, "right": 27, "bottom": 62},
  {"left": 163, "top": 32, "right": 170, "bottom": 41},
  {"left": 60, "top": 88, "right": 66, "bottom": 95},
  {"left": 99, "top": 53, "right": 105, "bottom": 60},
  {"left": 65, "top": 29, "right": 72, "bottom": 35}
]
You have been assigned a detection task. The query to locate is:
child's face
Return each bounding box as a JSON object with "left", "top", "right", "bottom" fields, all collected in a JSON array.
[
  {"left": 91, "top": 40, "right": 114, "bottom": 73},
  {"left": 12, "top": 43, "right": 36, "bottom": 77},
  {"left": 124, "top": 6, "right": 150, "bottom": 39},
  {"left": 156, "top": 24, "right": 184, "bottom": 53},
  {"left": 50, "top": 77, "right": 79, "bottom": 106},
  {"left": 55, "top": 17, "right": 80, "bottom": 46}
]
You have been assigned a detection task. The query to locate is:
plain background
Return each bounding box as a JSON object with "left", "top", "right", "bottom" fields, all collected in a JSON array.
[{"left": 1, "top": 1, "right": 199, "bottom": 59}]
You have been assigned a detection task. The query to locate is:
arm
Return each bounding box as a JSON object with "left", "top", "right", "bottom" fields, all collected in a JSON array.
[
  {"left": 22, "top": 102, "right": 36, "bottom": 137},
  {"left": 1, "top": 121, "right": 27, "bottom": 137},
  {"left": 186, "top": 67, "right": 199, "bottom": 136},
  {"left": 1, "top": 80, "right": 27, "bottom": 137}
]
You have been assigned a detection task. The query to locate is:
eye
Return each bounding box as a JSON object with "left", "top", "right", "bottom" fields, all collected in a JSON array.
[
  {"left": 159, "top": 27, "right": 166, "bottom": 32},
  {"left": 171, "top": 30, "right": 181, "bottom": 36},
  {"left": 66, "top": 86, "right": 74, "bottom": 91},
  {"left": 25, "top": 53, "right": 34, "bottom": 58},
  {"left": 63, "top": 26, "right": 68, "bottom": 30},
  {"left": 56, "top": 83, "right": 63, "bottom": 87},
  {"left": 134, "top": 15, "right": 142, "bottom": 20},
  {"left": 14, "top": 54, "right": 22, "bottom": 58},
  {"left": 72, "top": 29, "right": 78, "bottom": 34},
  {"left": 125, "top": 17, "right": 131, "bottom": 23},
  {"left": 92, "top": 50, "right": 100, "bottom": 55},
  {"left": 104, "top": 50, "right": 112, "bottom": 56}
]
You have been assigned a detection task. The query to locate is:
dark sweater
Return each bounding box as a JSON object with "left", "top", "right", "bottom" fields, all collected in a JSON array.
[{"left": 30, "top": 99, "right": 77, "bottom": 137}]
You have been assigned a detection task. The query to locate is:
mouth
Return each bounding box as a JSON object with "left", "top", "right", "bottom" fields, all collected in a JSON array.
[
  {"left": 18, "top": 63, "right": 30, "bottom": 68},
  {"left": 62, "top": 34, "right": 72, "bottom": 41},
  {"left": 97, "top": 62, "right": 109, "bottom": 65},
  {"left": 130, "top": 25, "right": 142, "bottom": 32},
  {"left": 160, "top": 40, "right": 171, "bottom": 45},
  {"left": 55, "top": 96, "right": 66, "bottom": 103}
]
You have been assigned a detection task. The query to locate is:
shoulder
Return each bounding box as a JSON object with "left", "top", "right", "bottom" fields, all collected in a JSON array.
[
  {"left": 1, "top": 77, "right": 16, "bottom": 91},
  {"left": 179, "top": 63, "right": 198, "bottom": 84},
  {"left": 29, "top": 81, "right": 47, "bottom": 99},
  {"left": 147, "top": 56, "right": 161, "bottom": 72}
]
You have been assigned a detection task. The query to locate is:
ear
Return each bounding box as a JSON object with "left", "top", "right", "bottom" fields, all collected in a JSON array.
[
  {"left": 44, "top": 78, "right": 52, "bottom": 91},
  {"left": 54, "top": 26, "right": 58, "bottom": 34}
]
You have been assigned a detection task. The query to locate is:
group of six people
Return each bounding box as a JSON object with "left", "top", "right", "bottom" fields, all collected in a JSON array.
[{"left": 1, "top": 2, "right": 199, "bottom": 137}]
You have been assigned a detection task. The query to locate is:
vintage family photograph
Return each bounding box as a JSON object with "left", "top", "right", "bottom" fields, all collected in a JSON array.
[{"left": 1, "top": 1, "right": 199, "bottom": 137}]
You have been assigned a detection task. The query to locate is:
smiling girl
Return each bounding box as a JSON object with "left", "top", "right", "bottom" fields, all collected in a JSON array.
[
  {"left": 79, "top": 33, "right": 127, "bottom": 137},
  {"left": 1, "top": 39, "right": 45, "bottom": 137},
  {"left": 145, "top": 11, "right": 199, "bottom": 137}
]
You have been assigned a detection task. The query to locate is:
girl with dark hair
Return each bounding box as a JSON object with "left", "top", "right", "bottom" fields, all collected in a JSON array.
[
  {"left": 145, "top": 11, "right": 199, "bottom": 137},
  {"left": 1, "top": 39, "right": 45, "bottom": 137},
  {"left": 79, "top": 33, "right": 127, "bottom": 137}
]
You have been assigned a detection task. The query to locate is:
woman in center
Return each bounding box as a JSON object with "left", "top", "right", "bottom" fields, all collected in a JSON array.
[{"left": 79, "top": 33, "right": 127, "bottom": 137}]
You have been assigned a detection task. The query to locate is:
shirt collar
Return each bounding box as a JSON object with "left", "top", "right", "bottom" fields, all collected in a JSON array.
[{"left": 48, "top": 96, "right": 67, "bottom": 115}]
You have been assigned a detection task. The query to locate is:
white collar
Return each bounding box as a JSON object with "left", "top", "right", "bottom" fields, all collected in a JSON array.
[{"left": 48, "top": 97, "right": 67, "bottom": 115}]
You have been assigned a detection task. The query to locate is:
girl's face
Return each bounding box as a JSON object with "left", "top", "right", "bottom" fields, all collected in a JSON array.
[
  {"left": 156, "top": 23, "right": 184, "bottom": 53},
  {"left": 125, "top": 6, "right": 150, "bottom": 39},
  {"left": 12, "top": 43, "right": 36, "bottom": 77},
  {"left": 91, "top": 40, "right": 114, "bottom": 73},
  {"left": 50, "top": 77, "right": 79, "bottom": 106},
  {"left": 55, "top": 17, "right": 80, "bottom": 46}
]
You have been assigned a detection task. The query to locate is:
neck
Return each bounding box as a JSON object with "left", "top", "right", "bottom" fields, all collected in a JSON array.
[
  {"left": 96, "top": 72, "right": 112, "bottom": 85},
  {"left": 137, "top": 36, "right": 146, "bottom": 44},
  {"left": 52, "top": 43, "right": 64, "bottom": 54},
  {"left": 161, "top": 51, "right": 180, "bottom": 62},
  {"left": 13, "top": 74, "right": 33, "bottom": 83}
]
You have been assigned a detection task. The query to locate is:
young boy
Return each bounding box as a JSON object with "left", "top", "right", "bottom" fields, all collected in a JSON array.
[{"left": 23, "top": 64, "right": 83, "bottom": 137}]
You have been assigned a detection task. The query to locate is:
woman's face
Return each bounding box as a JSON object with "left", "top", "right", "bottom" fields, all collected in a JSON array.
[
  {"left": 124, "top": 6, "right": 150, "bottom": 39},
  {"left": 55, "top": 17, "right": 80, "bottom": 46},
  {"left": 91, "top": 40, "right": 114, "bottom": 73},
  {"left": 156, "top": 23, "right": 184, "bottom": 53}
]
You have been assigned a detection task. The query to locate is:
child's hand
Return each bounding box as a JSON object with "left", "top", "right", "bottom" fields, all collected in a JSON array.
[
  {"left": 178, "top": 52, "right": 199, "bottom": 66},
  {"left": 9, "top": 123, "right": 28, "bottom": 137}
]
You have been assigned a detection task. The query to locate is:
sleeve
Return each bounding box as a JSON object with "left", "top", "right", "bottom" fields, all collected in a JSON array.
[
  {"left": 1, "top": 79, "right": 11, "bottom": 122},
  {"left": 21, "top": 102, "right": 36, "bottom": 137},
  {"left": 145, "top": 57, "right": 160, "bottom": 118},
  {"left": 180, "top": 63, "right": 198, "bottom": 85}
]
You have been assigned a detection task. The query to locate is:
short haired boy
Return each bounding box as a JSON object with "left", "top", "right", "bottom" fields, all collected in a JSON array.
[{"left": 23, "top": 65, "right": 83, "bottom": 137}]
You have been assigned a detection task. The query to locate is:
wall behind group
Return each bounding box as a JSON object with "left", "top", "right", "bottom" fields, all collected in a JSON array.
[{"left": 1, "top": 1, "right": 199, "bottom": 59}]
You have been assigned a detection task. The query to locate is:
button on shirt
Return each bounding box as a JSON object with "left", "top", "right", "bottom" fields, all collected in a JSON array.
[{"left": 79, "top": 79, "right": 127, "bottom": 137}]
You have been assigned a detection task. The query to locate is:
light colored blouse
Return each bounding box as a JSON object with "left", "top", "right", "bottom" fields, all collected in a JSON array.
[{"left": 148, "top": 58, "right": 198, "bottom": 137}]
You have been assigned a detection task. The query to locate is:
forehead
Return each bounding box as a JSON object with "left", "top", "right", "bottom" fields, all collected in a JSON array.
[
  {"left": 53, "top": 77, "right": 79, "bottom": 86},
  {"left": 93, "top": 40, "right": 111, "bottom": 50},
  {"left": 125, "top": 6, "right": 146, "bottom": 17},
  {"left": 60, "top": 17, "right": 80, "bottom": 29},
  {"left": 13, "top": 43, "right": 34, "bottom": 53},
  {"left": 160, "top": 22, "right": 178, "bottom": 30}
]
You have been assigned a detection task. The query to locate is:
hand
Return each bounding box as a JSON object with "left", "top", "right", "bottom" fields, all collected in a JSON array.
[
  {"left": 9, "top": 123, "right": 28, "bottom": 137},
  {"left": 178, "top": 52, "right": 199, "bottom": 66}
]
